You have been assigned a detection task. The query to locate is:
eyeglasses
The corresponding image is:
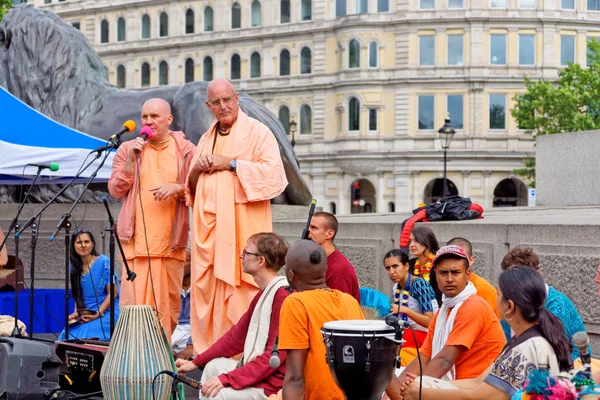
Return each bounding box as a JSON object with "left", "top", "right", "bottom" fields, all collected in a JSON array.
[
  {"left": 207, "top": 96, "right": 236, "bottom": 107},
  {"left": 241, "top": 249, "right": 262, "bottom": 258}
]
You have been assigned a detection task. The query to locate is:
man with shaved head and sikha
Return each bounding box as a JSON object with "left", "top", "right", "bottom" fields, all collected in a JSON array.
[
  {"left": 108, "top": 98, "right": 196, "bottom": 340},
  {"left": 186, "top": 79, "right": 288, "bottom": 354},
  {"left": 278, "top": 240, "right": 364, "bottom": 400}
]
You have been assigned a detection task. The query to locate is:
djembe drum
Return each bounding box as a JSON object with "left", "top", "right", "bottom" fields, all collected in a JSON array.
[
  {"left": 321, "top": 320, "right": 397, "bottom": 400},
  {"left": 100, "top": 305, "right": 183, "bottom": 399}
]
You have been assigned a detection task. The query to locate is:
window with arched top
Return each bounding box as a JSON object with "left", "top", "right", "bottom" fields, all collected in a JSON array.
[
  {"left": 230, "top": 54, "right": 241, "bottom": 80},
  {"left": 251, "top": 1, "right": 262, "bottom": 27},
  {"left": 330, "top": 202, "right": 337, "bottom": 214},
  {"left": 141, "top": 62, "right": 150, "bottom": 87},
  {"left": 204, "top": 7, "right": 214, "bottom": 32},
  {"left": 302, "top": 0, "right": 312, "bottom": 20},
  {"left": 300, "top": 105, "right": 312, "bottom": 135},
  {"left": 159, "top": 12, "right": 169, "bottom": 37},
  {"left": 232, "top": 3, "right": 241, "bottom": 29},
  {"left": 159, "top": 61, "right": 169, "bottom": 85},
  {"left": 281, "top": 0, "right": 291, "bottom": 23},
  {"left": 203, "top": 56, "right": 214, "bottom": 81},
  {"left": 251, "top": 52, "right": 261, "bottom": 78},
  {"left": 300, "top": 47, "right": 312, "bottom": 74},
  {"left": 141, "top": 14, "right": 150, "bottom": 39},
  {"left": 279, "top": 106, "right": 290, "bottom": 135},
  {"left": 368, "top": 41, "right": 378, "bottom": 67},
  {"left": 349, "top": 39, "right": 360, "bottom": 68},
  {"left": 117, "top": 17, "right": 126, "bottom": 42},
  {"left": 348, "top": 97, "right": 360, "bottom": 131},
  {"left": 280, "top": 49, "right": 290, "bottom": 76},
  {"left": 185, "top": 58, "right": 194, "bottom": 83},
  {"left": 185, "top": 9, "right": 195, "bottom": 34},
  {"left": 100, "top": 19, "right": 109, "bottom": 43},
  {"left": 116, "top": 65, "right": 126, "bottom": 88}
]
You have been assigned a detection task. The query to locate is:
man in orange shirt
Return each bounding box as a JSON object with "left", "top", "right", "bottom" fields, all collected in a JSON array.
[
  {"left": 387, "top": 245, "right": 505, "bottom": 398},
  {"left": 279, "top": 240, "right": 364, "bottom": 400},
  {"left": 446, "top": 237, "right": 499, "bottom": 318}
]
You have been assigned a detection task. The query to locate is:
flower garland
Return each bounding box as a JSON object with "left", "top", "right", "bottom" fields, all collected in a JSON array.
[
  {"left": 413, "top": 253, "right": 434, "bottom": 282},
  {"left": 393, "top": 275, "right": 411, "bottom": 322}
]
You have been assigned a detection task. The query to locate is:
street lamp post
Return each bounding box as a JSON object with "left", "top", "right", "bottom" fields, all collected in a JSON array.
[
  {"left": 289, "top": 117, "right": 297, "bottom": 148},
  {"left": 437, "top": 113, "right": 456, "bottom": 199}
]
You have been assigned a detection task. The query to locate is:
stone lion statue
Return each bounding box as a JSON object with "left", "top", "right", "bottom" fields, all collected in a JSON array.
[{"left": 0, "top": 4, "right": 311, "bottom": 205}]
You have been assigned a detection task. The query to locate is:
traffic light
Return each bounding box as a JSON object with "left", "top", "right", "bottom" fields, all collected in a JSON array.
[{"left": 352, "top": 182, "right": 360, "bottom": 206}]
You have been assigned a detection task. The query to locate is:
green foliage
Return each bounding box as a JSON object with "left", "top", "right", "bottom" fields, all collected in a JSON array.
[
  {"left": 511, "top": 38, "right": 600, "bottom": 186},
  {"left": 0, "top": 0, "right": 13, "bottom": 22}
]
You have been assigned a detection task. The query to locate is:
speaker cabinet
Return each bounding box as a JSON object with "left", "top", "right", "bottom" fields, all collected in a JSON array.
[{"left": 0, "top": 337, "right": 61, "bottom": 399}]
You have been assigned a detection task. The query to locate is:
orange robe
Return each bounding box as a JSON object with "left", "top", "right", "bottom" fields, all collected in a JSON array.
[
  {"left": 0, "top": 228, "right": 7, "bottom": 267},
  {"left": 186, "top": 110, "right": 288, "bottom": 354},
  {"left": 120, "top": 138, "right": 186, "bottom": 339}
]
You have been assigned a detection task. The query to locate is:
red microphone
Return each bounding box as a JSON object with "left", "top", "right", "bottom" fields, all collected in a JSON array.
[{"left": 140, "top": 126, "right": 153, "bottom": 140}]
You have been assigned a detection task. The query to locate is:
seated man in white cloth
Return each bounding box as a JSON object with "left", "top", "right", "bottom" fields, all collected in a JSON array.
[
  {"left": 389, "top": 245, "right": 506, "bottom": 394},
  {"left": 176, "top": 233, "right": 290, "bottom": 400}
]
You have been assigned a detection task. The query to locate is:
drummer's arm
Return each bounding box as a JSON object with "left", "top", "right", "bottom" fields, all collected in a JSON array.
[
  {"left": 282, "top": 349, "right": 308, "bottom": 400},
  {"left": 422, "top": 345, "right": 464, "bottom": 378},
  {"left": 393, "top": 352, "right": 431, "bottom": 394}
]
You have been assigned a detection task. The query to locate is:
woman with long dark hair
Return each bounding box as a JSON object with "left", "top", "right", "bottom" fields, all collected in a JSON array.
[
  {"left": 397, "top": 266, "right": 572, "bottom": 400},
  {"left": 384, "top": 249, "right": 437, "bottom": 366},
  {"left": 408, "top": 226, "right": 441, "bottom": 305},
  {"left": 58, "top": 229, "right": 119, "bottom": 341}
]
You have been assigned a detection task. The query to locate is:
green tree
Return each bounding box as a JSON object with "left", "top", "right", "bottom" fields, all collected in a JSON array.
[
  {"left": 0, "top": 0, "right": 14, "bottom": 22},
  {"left": 511, "top": 39, "right": 600, "bottom": 187}
]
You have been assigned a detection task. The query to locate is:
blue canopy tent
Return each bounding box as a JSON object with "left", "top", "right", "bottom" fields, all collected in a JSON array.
[{"left": 0, "top": 88, "right": 115, "bottom": 185}]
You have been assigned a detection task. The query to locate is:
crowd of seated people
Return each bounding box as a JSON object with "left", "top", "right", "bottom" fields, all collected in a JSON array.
[{"left": 169, "top": 218, "right": 595, "bottom": 400}]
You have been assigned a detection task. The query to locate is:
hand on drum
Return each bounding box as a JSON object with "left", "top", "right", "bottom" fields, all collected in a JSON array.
[
  {"left": 175, "top": 358, "right": 198, "bottom": 373},
  {"left": 201, "top": 377, "right": 224, "bottom": 397}
]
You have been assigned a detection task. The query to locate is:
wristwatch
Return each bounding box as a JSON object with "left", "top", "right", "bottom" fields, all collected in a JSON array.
[{"left": 229, "top": 159, "right": 237, "bottom": 172}]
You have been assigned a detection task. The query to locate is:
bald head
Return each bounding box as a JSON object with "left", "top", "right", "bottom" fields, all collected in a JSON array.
[
  {"left": 206, "top": 79, "right": 239, "bottom": 127},
  {"left": 285, "top": 240, "right": 328, "bottom": 291},
  {"left": 207, "top": 78, "right": 235, "bottom": 97},
  {"left": 142, "top": 98, "right": 171, "bottom": 114},
  {"left": 141, "top": 98, "right": 173, "bottom": 141}
]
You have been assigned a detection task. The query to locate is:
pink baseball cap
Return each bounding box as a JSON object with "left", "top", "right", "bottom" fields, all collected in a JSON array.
[{"left": 432, "top": 245, "right": 469, "bottom": 267}]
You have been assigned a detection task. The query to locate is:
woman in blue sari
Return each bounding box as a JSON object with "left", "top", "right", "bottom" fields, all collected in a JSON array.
[{"left": 58, "top": 229, "right": 119, "bottom": 341}]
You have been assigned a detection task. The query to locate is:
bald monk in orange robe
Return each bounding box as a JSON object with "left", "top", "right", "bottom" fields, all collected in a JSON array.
[
  {"left": 108, "top": 98, "right": 196, "bottom": 340},
  {"left": 186, "top": 79, "right": 288, "bottom": 353}
]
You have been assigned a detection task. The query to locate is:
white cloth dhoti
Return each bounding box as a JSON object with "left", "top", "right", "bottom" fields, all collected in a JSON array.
[{"left": 200, "top": 358, "right": 268, "bottom": 400}]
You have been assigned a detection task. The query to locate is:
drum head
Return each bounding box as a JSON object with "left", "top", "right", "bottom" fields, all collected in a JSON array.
[{"left": 321, "top": 320, "right": 394, "bottom": 337}]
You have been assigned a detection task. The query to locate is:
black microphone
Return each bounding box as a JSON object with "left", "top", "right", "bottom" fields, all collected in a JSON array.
[
  {"left": 269, "top": 336, "right": 281, "bottom": 368},
  {"left": 573, "top": 331, "right": 592, "bottom": 367},
  {"left": 167, "top": 371, "right": 202, "bottom": 389},
  {"left": 91, "top": 120, "right": 136, "bottom": 153},
  {"left": 92, "top": 142, "right": 118, "bottom": 153},
  {"left": 109, "top": 120, "right": 136, "bottom": 141},
  {"left": 385, "top": 314, "right": 411, "bottom": 329},
  {"left": 27, "top": 162, "right": 59, "bottom": 171},
  {"left": 301, "top": 199, "right": 317, "bottom": 240},
  {"left": 140, "top": 125, "right": 153, "bottom": 140}
]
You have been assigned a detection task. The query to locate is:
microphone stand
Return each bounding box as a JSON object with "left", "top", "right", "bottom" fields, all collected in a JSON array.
[
  {"left": 13, "top": 151, "right": 107, "bottom": 341},
  {"left": 48, "top": 148, "right": 114, "bottom": 340},
  {"left": 102, "top": 197, "right": 136, "bottom": 338},
  {"left": 1, "top": 165, "right": 47, "bottom": 337}
]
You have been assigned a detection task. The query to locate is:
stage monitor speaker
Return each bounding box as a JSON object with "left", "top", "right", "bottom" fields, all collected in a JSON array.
[{"left": 0, "top": 337, "right": 61, "bottom": 399}]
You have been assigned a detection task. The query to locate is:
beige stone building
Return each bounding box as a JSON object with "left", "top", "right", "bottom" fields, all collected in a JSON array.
[{"left": 33, "top": 0, "right": 598, "bottom": 213}]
